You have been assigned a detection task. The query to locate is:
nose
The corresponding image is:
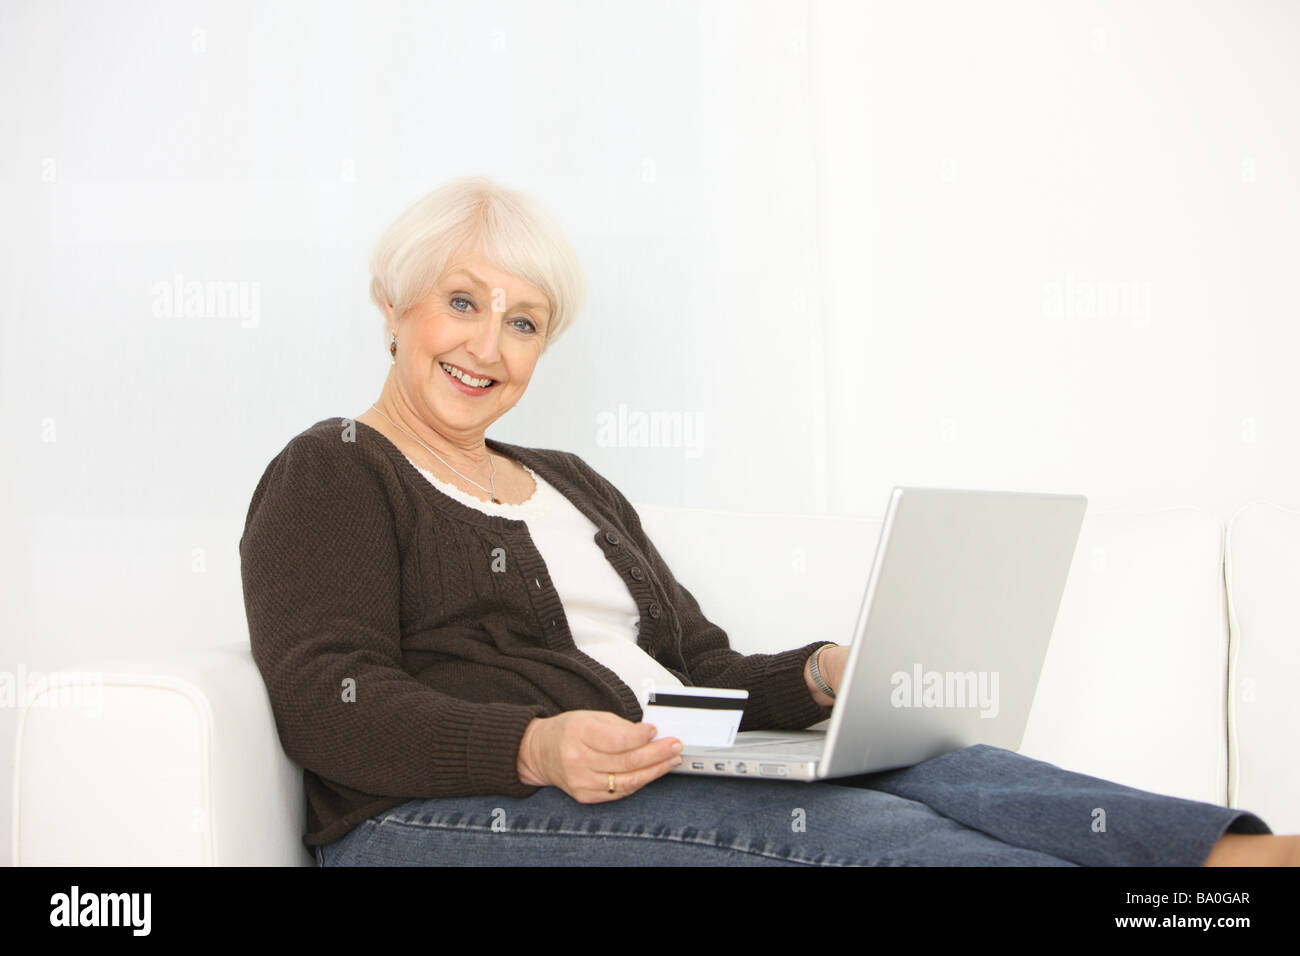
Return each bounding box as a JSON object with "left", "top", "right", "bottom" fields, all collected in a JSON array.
[{"left": 466, "top": 310, "right": 503, "bottom": 368}]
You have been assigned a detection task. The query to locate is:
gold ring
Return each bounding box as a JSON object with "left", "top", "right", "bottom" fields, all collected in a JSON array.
[{"left": 608, "top": 773, "right": 616, "bottom": 794}]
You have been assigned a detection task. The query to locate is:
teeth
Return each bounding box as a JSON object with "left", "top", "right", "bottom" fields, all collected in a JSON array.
[{"left": 441, "top": 362, "right": 494, "bottom": 388}]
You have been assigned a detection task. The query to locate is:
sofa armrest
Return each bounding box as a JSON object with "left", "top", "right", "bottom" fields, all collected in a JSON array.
[
  {"left": 1226, "top": 502, "right": 1300, "bottom": 833},
  {"left": 12, "top": 642, "right": 310, "bottom": 866}
]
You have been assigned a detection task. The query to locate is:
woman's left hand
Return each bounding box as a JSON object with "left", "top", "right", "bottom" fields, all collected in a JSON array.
[{"left": 804, "top": 644, "right": 849, "bottom": 708}]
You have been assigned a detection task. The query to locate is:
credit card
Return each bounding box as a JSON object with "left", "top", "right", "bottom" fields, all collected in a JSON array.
[{"left": 642, "top": 685, "right": 748, "bottom": 748}]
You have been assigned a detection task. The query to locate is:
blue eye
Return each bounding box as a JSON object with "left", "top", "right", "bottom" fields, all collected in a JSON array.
[{"left": 451, "top": 294, "right": 538, "bottom": 333}]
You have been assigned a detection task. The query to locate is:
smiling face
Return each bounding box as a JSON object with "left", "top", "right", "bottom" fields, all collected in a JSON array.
[{"left": 386, "top": 247, "right": 551, "bottom": 446}]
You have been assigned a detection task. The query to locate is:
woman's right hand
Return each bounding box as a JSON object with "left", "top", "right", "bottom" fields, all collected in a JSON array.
[{"left": 517, "top": 711, "right": 683, "bottom": 802}]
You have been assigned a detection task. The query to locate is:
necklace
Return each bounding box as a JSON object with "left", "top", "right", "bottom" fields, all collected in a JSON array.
[{"left": 368, "top": 404, "right": 501, "bottom": 504}]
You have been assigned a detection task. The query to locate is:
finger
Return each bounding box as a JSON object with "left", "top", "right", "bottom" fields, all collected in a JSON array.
[
  {"left": 621, "top": 736, "right": 682, "bottom": 773},
  {"left": 581, "top": 713, "right": 658, "bottom": 754},
  {"left": 558, "top": 735, "right": 669, "bottom": 788},
  {"left": 584, "top": 732, "right": 680, "bottom": 774},
  {"left": 602, "top": 747, "right": 683, "bottom": 790},
  {"left": 598, "top": 753, "right": 682, "bottom": 800}
]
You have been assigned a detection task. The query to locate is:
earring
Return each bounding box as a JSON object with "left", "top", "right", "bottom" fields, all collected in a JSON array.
[{"left": 389, "top": 332, "right": 397, "bottom": 366}]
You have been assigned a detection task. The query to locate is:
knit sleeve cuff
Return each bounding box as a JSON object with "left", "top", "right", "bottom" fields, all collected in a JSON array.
[
  {"left": 464, "top": 702, "right": 551, "bottom": 797},
  {"left": 741, "top": 641, "right": 835, "bottom": 731}
]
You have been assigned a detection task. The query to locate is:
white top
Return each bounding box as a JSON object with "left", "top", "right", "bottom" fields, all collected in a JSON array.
[{"left": 408, "top": 457, "right": 685, "bottom": 708}]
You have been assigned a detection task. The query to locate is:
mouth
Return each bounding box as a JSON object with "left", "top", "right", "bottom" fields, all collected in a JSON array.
[{"left": 439, "top": 361, "right": 500, "bottom": 393}]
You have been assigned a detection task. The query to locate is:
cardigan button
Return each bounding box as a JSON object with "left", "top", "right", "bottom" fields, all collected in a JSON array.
[
  {"left": 629, "top": 566, "right": 644, "bottom": 581},
  {"left": 604, "top": 530, "right": 621, "bottom": 546},
  {"left": 648, "top": 602, "right": 661, "bottom": 619}
]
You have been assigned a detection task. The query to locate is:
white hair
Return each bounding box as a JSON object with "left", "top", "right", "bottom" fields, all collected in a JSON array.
[{"left": 368, "top": 176, "right": 587, "bottom": 351}]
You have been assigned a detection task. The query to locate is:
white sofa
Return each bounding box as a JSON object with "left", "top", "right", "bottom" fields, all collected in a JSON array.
[{"left": 12, "top": 501, "right": 1299, "bottom": 866}]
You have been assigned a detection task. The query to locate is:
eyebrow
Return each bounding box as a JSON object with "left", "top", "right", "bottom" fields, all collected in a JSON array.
[{"left": 446, "top": 269, "right": 550, "bottom": 319}]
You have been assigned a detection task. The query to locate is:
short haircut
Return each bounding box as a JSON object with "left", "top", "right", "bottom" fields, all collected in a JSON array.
[{"left": 368, "top": 175, "right": 587, "bottom": 350}]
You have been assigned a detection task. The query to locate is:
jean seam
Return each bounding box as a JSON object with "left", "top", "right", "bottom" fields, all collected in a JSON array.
[{"left": 372, "top": 815, "right": 914, "bottom": 867}]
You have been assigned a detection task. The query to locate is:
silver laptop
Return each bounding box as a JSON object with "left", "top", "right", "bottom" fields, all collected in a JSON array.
[{"left": 669, "top": 486, "right": 1087, "bottom": 781}]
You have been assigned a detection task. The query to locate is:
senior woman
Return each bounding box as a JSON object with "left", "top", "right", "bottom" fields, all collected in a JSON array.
[{"left": 240, "top": 175, "right": 1294, "bottom": 867}]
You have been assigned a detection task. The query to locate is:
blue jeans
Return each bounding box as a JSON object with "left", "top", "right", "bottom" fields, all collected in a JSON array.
[{"left": 314, "top": 744, "right": 1271, "bottom": 866}]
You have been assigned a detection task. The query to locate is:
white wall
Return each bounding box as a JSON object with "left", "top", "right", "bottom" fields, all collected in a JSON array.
[{"left": 2, "top": 0, "right": 1297, "bottom": 865}]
